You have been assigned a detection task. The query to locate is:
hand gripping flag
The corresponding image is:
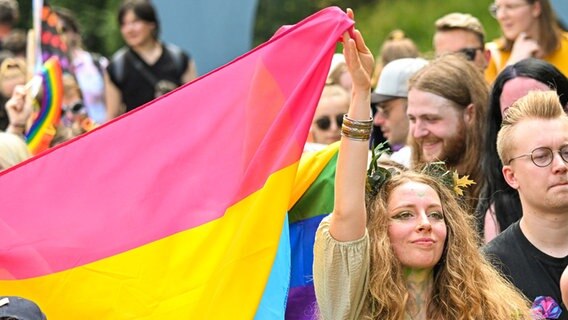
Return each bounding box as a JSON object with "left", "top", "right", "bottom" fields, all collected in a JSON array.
[{"left": 0, "top": 7, "right": 353, "bottom": 320}]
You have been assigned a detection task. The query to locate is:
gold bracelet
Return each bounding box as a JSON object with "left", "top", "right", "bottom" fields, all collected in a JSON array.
[
  {"left": 342, "top": 115, "right": 373, "bottom": 129},
  {"left": 341, "top": 114, "right": 372, "bottom": 140},
  {"left": 341, "top": 125, "right": 371, "bottom": 141}
]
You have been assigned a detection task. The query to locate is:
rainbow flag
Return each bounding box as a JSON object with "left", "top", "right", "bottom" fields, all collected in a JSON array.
[
  {"left": 0, "top": 7, "right": 353, "bottom": 319},
  {"left": 286, "top": 143, "right": 339, "bottom": 319},
  {"left": 25, "top": 56, "right": 63, "bottom": 155}
]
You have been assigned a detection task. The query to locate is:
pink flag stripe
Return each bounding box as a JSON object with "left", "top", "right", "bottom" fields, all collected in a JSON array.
[{"left": 0, "top": 7, "right": 353, "bottom": 279}]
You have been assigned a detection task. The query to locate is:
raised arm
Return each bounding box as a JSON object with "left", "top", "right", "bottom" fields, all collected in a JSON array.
[
  {"left": 329, "top": 9, "right": 374, "bottom": 242},
  {"left": 5, "top": 84, "right": 32, "bottom": 137}
]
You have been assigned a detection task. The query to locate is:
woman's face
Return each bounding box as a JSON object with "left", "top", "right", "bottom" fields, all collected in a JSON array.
[
  {"left": 120, "top": 10, "right": 156, "bottom": 47},
  {"left": 494, "top": 0, "right": 541, "bottom": 40},
  {"left": 387, "top": 181, "right": 447, "bottom": 270},
  {"left": 499, "top": 76, "right": 550, "bottom": 115}
]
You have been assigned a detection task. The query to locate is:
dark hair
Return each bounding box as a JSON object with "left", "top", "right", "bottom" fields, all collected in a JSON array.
[
  {"left": 478, "top": 58, "right": 568, "bottom": 234},
  {"left": 54, "top": 7, "right": 80, "bottom": 34},
  {"left": 0, "top": 0, "right": 18, "bottom": 26},
  {"left": 118, "top": 0, "right": 160, "bottom": 38}
]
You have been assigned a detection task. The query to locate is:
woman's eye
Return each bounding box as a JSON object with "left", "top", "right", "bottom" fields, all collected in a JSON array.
[
  {"left": 428, "top": 211, "right": 444, "bottom": 220},
  {"left": 392, "top": 211, "right": 413, "bottom": 220}
]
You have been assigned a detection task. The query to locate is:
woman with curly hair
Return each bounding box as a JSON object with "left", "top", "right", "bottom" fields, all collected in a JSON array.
[{"left": 313, "top": 10, "right": 532, "bottom": 320}]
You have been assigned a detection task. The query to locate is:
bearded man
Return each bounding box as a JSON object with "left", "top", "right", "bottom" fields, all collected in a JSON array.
[{"left": 406, "top": 54, "right": 489, "bottom": 211}]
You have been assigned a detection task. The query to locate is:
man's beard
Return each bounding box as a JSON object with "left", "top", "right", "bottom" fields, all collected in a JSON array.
[{"left": 419, "top": 121, "right": 467, "bottom": 168}]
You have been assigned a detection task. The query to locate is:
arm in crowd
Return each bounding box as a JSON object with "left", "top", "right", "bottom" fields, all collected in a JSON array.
[{"left": 329, "top": 9, "right": 375, "bottom": 242}]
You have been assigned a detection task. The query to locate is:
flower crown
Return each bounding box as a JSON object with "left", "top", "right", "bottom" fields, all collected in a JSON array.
[{"left": 365, "top": 142, "right": 475, "bottom": 198}]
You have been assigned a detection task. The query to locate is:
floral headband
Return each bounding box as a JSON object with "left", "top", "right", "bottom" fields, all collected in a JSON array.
[{"left": 365, "top": 142, "right": 475, "bottom": 198}]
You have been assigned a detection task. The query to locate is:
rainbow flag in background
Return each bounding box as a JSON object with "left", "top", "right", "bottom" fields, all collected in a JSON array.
[
  {"left": 286, "top": 143, "right": 339, "bottom": 319},
  {"left": 0, "top": 7, "right": 353, "bottom": 319},
  {"left": 25, "top": 56, "right": 63, "bottom": 155}
]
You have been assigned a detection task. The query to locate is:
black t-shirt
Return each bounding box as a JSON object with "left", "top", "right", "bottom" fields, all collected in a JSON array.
[
  {"left": 107, "top": 44, "right": 189, "bottom": 112},
  {"left": 484, "top": 221, "right": 568, "bottom": 319}
]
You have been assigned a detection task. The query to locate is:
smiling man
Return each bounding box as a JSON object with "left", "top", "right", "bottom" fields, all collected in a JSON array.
[
  {"left": 372, "top": 58, "right": 428, "bottom": 167},
  {"left": 407, "top": 54, "right": 489, "bottom": 211},
  {"left": 485, "top": 90, "right": 568, "bottom": 320}
]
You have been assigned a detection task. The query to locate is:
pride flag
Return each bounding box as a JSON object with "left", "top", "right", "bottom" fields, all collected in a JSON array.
[
  {"left": 286, "top": 143, "right": 339, "bottom": 319},
  {"left": 25, "top": 56, "right": 63, "bottom": 155},
  {"left": 0, "top": 7, "right": 353, "bottom": 319}
]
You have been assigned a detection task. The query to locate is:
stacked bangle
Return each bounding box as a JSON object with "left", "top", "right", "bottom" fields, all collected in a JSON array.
[{"left": 341, "top": 115, "right": 373, "bottom": 141}]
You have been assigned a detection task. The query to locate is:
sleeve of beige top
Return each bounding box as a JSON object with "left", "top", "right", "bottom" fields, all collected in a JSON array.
[{"left": 313, "top": 215, "right": 370, "bottom": 320}]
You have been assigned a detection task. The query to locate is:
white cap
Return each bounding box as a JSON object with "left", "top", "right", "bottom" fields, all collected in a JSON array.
[{"left": 372, "top": 58, "right": 428, "bottom": 104}]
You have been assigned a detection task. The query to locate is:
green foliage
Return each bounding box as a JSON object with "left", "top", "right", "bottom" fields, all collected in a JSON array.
[
  {"left": 366, "top": 141, "right": 394, "bottom": 198},
  {"left": 355, "top": 0, "right": 500, "bottom": 59},
  {"left": 254, "top": 0, "right": 501, "bottom": 58},
  {"left": 14, "top": 0, "right": 123, "bottom": 58}
]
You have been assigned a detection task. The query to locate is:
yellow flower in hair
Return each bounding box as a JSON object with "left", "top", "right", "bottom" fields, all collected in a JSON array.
[{"left": 453, "top": 171, "right": 476, "bottom": 196}]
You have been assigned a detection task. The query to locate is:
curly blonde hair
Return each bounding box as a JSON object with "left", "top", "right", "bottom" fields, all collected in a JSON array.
[{"left": 363, "top": 171, "right": 532, "bottom": 319}]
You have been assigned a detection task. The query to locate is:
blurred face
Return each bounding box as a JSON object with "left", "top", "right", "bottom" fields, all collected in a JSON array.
[
  {"left": 374, "top": 98, "right": 409, "bottom": 146},
  {"left": 407, "top": 89, "right": 468, "bottom": 166},
  {"left": 387, "top": 181, "right": 447, "bottom": 270},
  {"left": 120, "top": 10, "right": 156, "bottom": 47},
  {"left": 0, "top": 74, "right": 25, "bottom": 98},
  {"left": 433, "top": 29, "right": 488, "bottom": 70},
  {"left": 500, "top": 77, "right": 550, "bottom": 115},
  {"left": 311, "top": 94, "right": 349, "bottom": 144},
  {"left": 503, "top": 119, "right": 568, "bottom": 215},
  {"left": 493, "top": 0, "right": 541, "bottom": 40}
]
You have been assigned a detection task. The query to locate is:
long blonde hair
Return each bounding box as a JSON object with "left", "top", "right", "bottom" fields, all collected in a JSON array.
[
  {"left": 0, "top": 132, "right": 30, "bottom": 170},
  {"left": 364, "top": 171, "right": 532, "bottom": 319}
]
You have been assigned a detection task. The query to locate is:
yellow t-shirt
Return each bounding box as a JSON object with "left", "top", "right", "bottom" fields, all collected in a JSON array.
[{"left": 485, "top": 32, "right": 568, "bottom": 83}]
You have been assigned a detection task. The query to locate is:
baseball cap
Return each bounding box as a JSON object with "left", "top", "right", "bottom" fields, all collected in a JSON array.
[
  {"left": 0, "top": 296, "right": 46, "bottom": 320},
  {"left": 372, "top": 58, "right": 428, "bottom": 104}
]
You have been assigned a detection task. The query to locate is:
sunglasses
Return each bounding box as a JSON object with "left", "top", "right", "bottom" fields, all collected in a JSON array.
[
  {"left": 63, "top": 102, "right": 85, "bottom": 114},
  {"left": 315, "top": 113, "right": 345, "bottom": 130},
  {"left": 457, "top": 47, "right": 483, "bottom": 61}
]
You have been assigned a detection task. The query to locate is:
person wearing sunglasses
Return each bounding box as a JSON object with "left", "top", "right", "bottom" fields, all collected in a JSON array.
[
  {"left": 309, "top": 84, "right": 350, "bottom": 146},
  {"left": 371, "top": 57, "right": 428, "bottom": 168},
  {"left": 485, "top": 0, "right": 568, "bottom": 83},
  {"left": 485, "top": 90, "right": 568, "bottom": 320},
  {"left": 433, "top": 12, "right": 489, "bottom": 73}
]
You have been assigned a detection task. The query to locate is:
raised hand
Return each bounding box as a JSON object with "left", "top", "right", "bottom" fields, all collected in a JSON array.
[
  {"left": 509, "top": 32, "right": 542, "bottom": 64},
  {"left": 5, "top": 84, "right": 32, "bottom": 135},
  {"left": 342, "top": 8, "right": 374, "bottom": 92}
]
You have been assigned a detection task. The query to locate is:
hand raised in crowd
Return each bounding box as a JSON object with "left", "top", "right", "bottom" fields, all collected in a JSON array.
[
  {"left": 508, "top": 32, "right": 542, "bottom": 65},
  {"left": 343, "top": 9, "right": 374, "bottom": 93},
  {"left": 5, "top": 84, "right": 32, "bottom": 136}
]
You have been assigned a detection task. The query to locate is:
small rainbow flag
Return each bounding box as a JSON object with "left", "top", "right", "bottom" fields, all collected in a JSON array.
[
  {"left": 25, "top": 56, "right": 63, "bottom": 155},
  {"left": 0, "top": 7, "right": 353, "bottom": 319}
]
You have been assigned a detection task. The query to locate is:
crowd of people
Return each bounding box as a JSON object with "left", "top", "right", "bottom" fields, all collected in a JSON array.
[
  {"left": 308, "top": 1, "right": 568, "bottom": 319},
  {"left": 1, "top": 0, "right": 568, "bottom": 319}
]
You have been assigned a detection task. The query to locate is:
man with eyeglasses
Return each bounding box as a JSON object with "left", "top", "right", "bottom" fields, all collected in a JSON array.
[
  {"left": 371, "top": 58, "right": 427, "bottom": 167},
  {"left": 485, "top": 90, "right": 568, "bottom": 320},
  {"left": 433, "top": 12, "right": 489, "bottom": 72}
]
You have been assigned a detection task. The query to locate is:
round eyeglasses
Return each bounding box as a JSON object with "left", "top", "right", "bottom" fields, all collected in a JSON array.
[{"left": 508, "top": 145, "right": 568, "bottom": 167}]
